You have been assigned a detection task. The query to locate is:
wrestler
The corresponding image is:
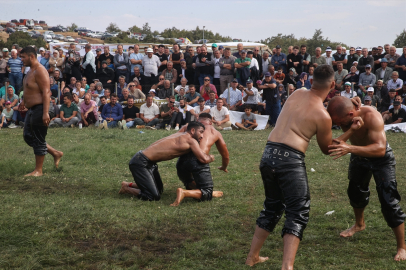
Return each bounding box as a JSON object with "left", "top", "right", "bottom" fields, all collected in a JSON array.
[
  {"left": 327, "top": 96, "right": 406, "bottom": 261},
  {"left": 170, "top": 113, "right": 230, "bottom": 206},
  {"left": 119, "top": 122, "right": 214, "bottom": 201},
  {"left": 20, "top": 47, "right": 63, "bottom": 177},
  {"left": 245, "top": 65, "right": 363, "bottom": 269}
]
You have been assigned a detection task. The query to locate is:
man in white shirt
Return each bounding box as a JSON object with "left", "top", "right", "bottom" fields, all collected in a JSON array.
[
  {"left": 81, "top": 44, "right": 96, "bottom": 83},
  {"left": 325, "top": 46, "right": 333, "bottom": 67},
  {"left": 142, "top": 48, "right": 161, "bottom": 92},
  {"left": 387, "top": 71, "right": 403, "bottom": 92},
  {"left": 175, "top": 78, "right": 189, "bottom": 94},
  {"left": 213, "top": 50, "right": 221, "bottom": 93},
  {"left": 174, "top": 98, "right": 194, "bottom": 130},
  {"left": 341, "top": 82, "right": 357, "bottom": 98},
  {"left": 210, "top": 99, "right": 231, "bottom": 130},
  {"left": 137, "top": 95, "right": 160, "bottom": 129},
  {"left": 220, "top": 79, "right": 242, "bottom": 110},
  {"left": 193, "top": 97, "right": 210, "bottom": 120},
  {"left": 247, "top": 51, "right": 259, "bottom": 70}
]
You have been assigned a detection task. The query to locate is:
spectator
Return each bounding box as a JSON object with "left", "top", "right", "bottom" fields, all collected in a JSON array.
[
  {"left": 253, "top": 46, "right": 263, "bottom": 77},
  {"left": 81, "top": 44, "right": 96, "bottom": 83},
  {"left": 114, "top": 44, "right": 130, "bottom": 83},
  {"left": 192, "top": 46, "right": 202, "bottom": 87},
  {"left": 324, "top": 46, "right": 333, "bottom": 67},
  {"left": 287, "top": 46, "right": 303, "bottom": 74},
  {"left": 323, "top": 87, "right": 336, "bottom": 107},
  {"left": 0, "top": 54, "right": 6, "bottom": 83},
  {"left": 72, "top": 81, "right": 85, "bottom": 98},
  {"left": 200, "top": 76, "right": 217, "bottom": 101},
  {"left": 173, "top": 98, "right": 193, "bottom": 130},
  {"left": 341, "top": 82, "right": 357, "bottom": 98},
  {"left": 374, "top": 80, "right": 389, "bottom": 100},
  {"left": 49, "top": 76, "right": 59, "bottom": 98},
  {"left": 0, "top": 105, "right": 6, "bottom": 128},
  {"left": 37, "top": 47, "right": 45, "bottom": 62},
  {"left": 0, "top": 86, "right": 18, "bottom": 107},
  {"left": 155, "top": 44, "right": 168, "bottom": 73},
  {"left": 220, "top": 79, "right": 242, "bottom": 110},
  {"left": 143, "top": 48, "right": 161, "bottom": 91},
  {"left": 53, "top": 69, "right": 64, "bottom": 86},
  {"left": 49, "top": 93, "right": 79, "bottom": 128},
  {"left": 94, "top": 48, "right": 102, "bottom": 71},
  {"left": 120, "top": 96, "right": 141, "bottom": 129},
  {"left": 138, "top": 95, "right": 160, "bottom": 129},
  {"left": 116, "top": 75, "right": 127, "bottom": 99},
  {"left": 40, "top": 51, "right": 50, "bottom": 70},
  {"left": 232, "top": 43, "right": 243, "bottom": 58},
  {"left": 175, "top": 87, "right": 186, "bottom": 101},
  {"left": 184, "top": 47, "right": 196, "bottom": 80},
  {"left": 212, "top": 50, "right": 221, "bottom": 92},
  {"left": 299, "top": 45, "right": 311, "bottom": 73},
  {"left": 310, "top": 47, "right": 326, "bottom": 68},
  {"left": 247, "top": 51, "right": 259, "bottom": 70},
  {"left": 381, "top": 89, "right": 397, "bottom": 112},
  {"left": 363, "top": 96, "right": 376, "bottom": 109},
  {"left": 99, "top": 46, "right": 114, "bottom": 69},
  {"left": 362, "top": 87, "right": 380, "bottom": 109},
  {"left": 259, "top": 72, "right": 279, "bottom": 126},
  {"left": 210, "top": 99, "right": 231, "bottom": 130},
  {"left": 219, "top": 47, "right": 235, "bottom": 94},
  {"left": 129, "top": 44, "right": 144, "bottom": 76},
  {"left": 153, "top": 79, "right": 171, "bottom": 100},
  {"left": 80, "top": 94, "right": 98, "bottom": 127},
  {"left": 385, "top": 46, "right": 401, "bottom": 70},
  {"left": 332, "top": 45, "right": 348, "bottom": 71},
  {"left": 358, "top": 47, "right": 374, "bottom": 73},
  {"left": 131, "top": 67, "right": 145, "bottom": 88},
  {"left": 334, "top": 63, "right": 348, "bottom": 90},
  {"left": 308, "top": 66, "right": 315, "bottom": 82},
  {"left": 242, "top": 78, "right": 259, "bottom": 112},
  {"left": 185, "top": 85, "right": 201, "bottom": 107},
  {"left": 371, "top": 47, "right": 383, "bottom": 72},
  {"left": 234, "top": 50, "right": 251, "bottom": 86},
  {"left": 158, "top": 95, "right": 179, "bottom": 130},
  {"left": 296, "top": 72, "right": 312, "bottom": 90},
  {"left": 65, "top": 49, "right": 82, "bottom": 82},
  {"left": 192, "top": 97, "right": 210, "bottom": 120},
  {"left": 67, "top": 76, "right": 76, "bottom": 90},
  {"left": 288, "top": 46, "right": 293, "bottom": 55},
  {"left": 169, "top": 43, "right": 183, "bottom": 77},
  {"left": 80, "top": 77, "right": 89, "bottom": 92},
  {"left": 386, "top": 101, "right": 405, "bottom": 124},
  {"left": 48, "top": 50, "right": 63, "bottom": 77},
  {"left": 358, "top": 64, "right": 376, "bottom": 95},
  {"left": 175, "top": 78, "right": 189, "bottom": 94},
  {"left": 205, "top": 91, "right": 217, "bottom": 108},
  {"left": 178, "top": 59, "right": 194, "bottom": 85},
  {"left": 261, "top": 51, "right": 270, "bottom": 78},
  {"left": 273, "top": 66, "right": 285, "bottom": 85},
  {"left": 395, "top": 46, "right": 406, "bottom": 81},
  {"left": 97, "top": 61, "right": 114, "bottom": 90},
  {"left": 128, "top": 81, "right": 145, "bottom": 99},
  {"left": 196, "top": 46, "right": 214, "bottom": 85},
  {"left": 346, "top": 47, "right": 359, "bottom": 70},
  {"left": 2, "top": 101, "right": 14, "bottom": 126},
  {"left": 232, "top": 105, "right": 258, "bottom": 131},
  {"left": 92, "top": 82, "right": 104, "bottom": 105},
  {"left": 7, "top": 49, "right": 24, "bottom": 91},
  {"left": 11, "top": 98, "right": 27, "bottom": 126},
  {"left": 375, "top": 58, "right": 393, "bottom": 85},
  {"left": 103, "top": 89, "right": 111, "bottom": 102},
  {"left": 119, "top": 88, "right": 130, "bottom": 107},
  {"left": 148, "top": 89, "right": 156, "bottom": 98},
  {"left": 399, "top": 82, "right": 406, "bottom": 101},
  {"left": 355, "top": 46, "right": 362, "bottom": 58},
  {"left": 161, "top": 61, "right": 177, "bottom": 84},
  {"left": 100, "top": 93, "right": 123, "bottom": 129},
  {"left": 283, "top": 68, "right": 297, "bottom": 86},
  {"left": 387, "top": 71, "right": 403, "bottom": 93},
  {"left": 271, "top": 45, "right": 287, "bottom": 73}
]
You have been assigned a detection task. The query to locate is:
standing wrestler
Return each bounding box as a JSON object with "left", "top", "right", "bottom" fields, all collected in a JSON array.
[
  {"left": 170, "top": 112, "right": 229, "bottom": 206},
  {"left": 245, "top": 65, "right": 363, "bottom": 269},
  {"left": 119, "top": 122, "right": 214, "bottom": 201},
  {"left": 20, "top": 47, "right": 63, "bottom": 177},
  {"left": 327, "top": 96, "right": 406, "bottom": 261}
]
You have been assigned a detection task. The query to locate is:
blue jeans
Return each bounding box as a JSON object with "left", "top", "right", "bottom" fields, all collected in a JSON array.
[
  {"left": 198, "top": 74, "right": 213, "bottom": 87},
  {"left": 107, "top": 120, "right": 118, "bottom": 128},
  {"left": 9, "top": 72, "right": 23, "bottom": 92},
  {"left": 266, "top": 100, "right": 281, "bottom": 125},
  {"left": 12, "top": 111, "right": 24, "bottom": 122},
  {"left": 126, "top": 118, "right": 143, "bottom": 128},
  {"left": 134, "top": 118, "right": 159, "bottom": 127}
]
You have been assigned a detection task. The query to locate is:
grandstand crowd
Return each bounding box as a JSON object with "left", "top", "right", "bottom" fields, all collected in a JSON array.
[{"left": 1, "top": 42, "right": 406, "bottom": 130}]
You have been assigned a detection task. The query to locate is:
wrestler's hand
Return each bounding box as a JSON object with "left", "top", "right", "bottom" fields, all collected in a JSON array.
[
  {"left": 210, "top": 155, "right": 215, "bottom": 162},
  {"left": 43, "top": 112, "right": 50, "bottom": 126},
  {"left": 350, "top": 116, "right": 364, "bottom": 131},
  {"left": 218, "top": 166, "right": 228, "bottom": 173},
  {"left": 328, "top": 139, "right": 351, "bottom": 160},
  {"left": 351, "top": 96, "right": 361, "bottom": 111}
]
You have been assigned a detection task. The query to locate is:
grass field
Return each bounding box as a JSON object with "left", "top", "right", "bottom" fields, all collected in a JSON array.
[{"left": 1, "top": 127, "right": 406, "bottom": 270}]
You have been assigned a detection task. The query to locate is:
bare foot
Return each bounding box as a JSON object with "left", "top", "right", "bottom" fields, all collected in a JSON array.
[
  {"left": 119, "top": 181, "right": 129, "bottom": 194},
  {"left": 170, "top": 188, "right": 185, "bottom": 207},
  {"left": 213, "top": 191, "right": 223, "bottom": 198},
  {"left": 245, "top": 256, "right": 269, "bottom": 266},
  {"left": 340, "top": 224, "right": 366, "bottom": 237},
  {"left": 394, "top": 248, "right": 406, "bottom": 261},
  {"left": 54, "top": 151, "right": 63, "bottom": 168},
  {"left": 24, "top": 170, "right": 43, "bottom": 177}
]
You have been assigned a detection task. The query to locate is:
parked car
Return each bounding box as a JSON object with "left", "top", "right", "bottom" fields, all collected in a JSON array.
[
  {"left": 154, "top": 35, "right": 164, "bottom": 41},
  {"left": 74, "top": 39, "right": 88, "bottom": 44},
  {"left": 44, "top": 31, "right": 55, "bottom": 38},
  {"left": 110, "top": 32, "right": 119, "bottom": 37},
  {"left": 30, "top": 30, "right": 40, "bottom": 35},
  {"left": 74, "top": 27, "right": 89, "bottom": 32},
  {"left": 32, "top": 33, "right": 43, "bottom": 39},
  {"left": 6, "top": 27, "right": 16, "bottom": 34},
  {"left": 27, "top": 32, "right": 34, "bottom": 37},
  {"left": 45, "top": 35, "right": 53, "bottom": 43},
  {"left": 101, "top": 33, "right": 114, "bottom": 40},
  {"left": 49, "top": 26, "right": 65, "bottom": 32},
  {"left": 0, "top": 26, "right": 4, "bottom": 31},
  {"left": 16, "top": 25, "right": 28, "bottom": 30},
  {"left": 65, "top": 36, "right": 75, "bottom": 42},
  {"left": 54, "top": 34, "right": 65, "bottom": 40},
  {"left": 33, "top": 25, "right": 43, "bottom": 30}
]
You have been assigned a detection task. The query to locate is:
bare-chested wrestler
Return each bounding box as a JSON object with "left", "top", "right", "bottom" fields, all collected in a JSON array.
[
  {"left": 119, "top": 122, "right": 214, "bottom": 201},
  {"left": 170, "top": 112, "right": 230, "bottom": 206},
  {"left": 245, "top": 65, "right": 363, "bottom": 269},
  {"left": 327, "top": 96, "right": 406, "bottom": 261},
  {"left": 20, "top": 47, "right": 63, "bottom": 177}
]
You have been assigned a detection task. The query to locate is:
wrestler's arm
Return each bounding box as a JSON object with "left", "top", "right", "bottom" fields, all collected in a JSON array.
[
  {"left": 215, "top": 133, "right": 229, "bottom": 172},
  {"left": 35, "top": 68, "right": 51, "bottom": 126},
  {"left": 189, "top": 139, "right": 214, "bottom": 164}
]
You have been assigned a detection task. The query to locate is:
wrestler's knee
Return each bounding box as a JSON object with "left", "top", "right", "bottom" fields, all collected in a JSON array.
[
  {"left": 348, "top": 180, "right": 370, "bottom": 208},
  {"left": 199, "top": 187, "right": 213, "bottom": 202},
  {"left": 256, "top": 200, "right": 285, "bottom": 233},
  {"left": 283, "top": 197, "right": 310, "bottom": 241}
]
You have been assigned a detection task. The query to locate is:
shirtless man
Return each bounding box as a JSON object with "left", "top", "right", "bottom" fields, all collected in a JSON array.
[
  {"left": 327, "top": 96, "right": 406, "bottom": 261},
  {"left": 245, "top": 65, "right": 363, "bottom": 269},
  {"left": 170, "top": 112, "right": 230, "bottom": 206},
  {"left": 19, "top": 47, "right": 63, "bottom": 177},
  {"left": 119, "top": 122, "right": 214, "bottom": 201}
]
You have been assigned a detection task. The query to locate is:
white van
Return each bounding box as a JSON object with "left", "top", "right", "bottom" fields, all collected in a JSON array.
[{"left": 45, "top": 35, "right": 52, "bottom": 43}]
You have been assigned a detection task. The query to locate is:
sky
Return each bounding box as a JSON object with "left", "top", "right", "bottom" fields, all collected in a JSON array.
[{"left": 4, "top": 0, "right": 406, "bottom": 48}]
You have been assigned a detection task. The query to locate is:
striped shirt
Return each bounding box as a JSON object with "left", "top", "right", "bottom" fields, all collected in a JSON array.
[
  {"left": 220, "top": 87, "right": 242, "bottom": 106},
  {"left": 7, "top": 57, "right": 23, "bottom": 73}
]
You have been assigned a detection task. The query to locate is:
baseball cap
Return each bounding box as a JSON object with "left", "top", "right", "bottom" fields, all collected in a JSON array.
[
  {"left": 149, "top": 89, "right": 156, "bottom": 93},
  {"left": 5, "top": 101, "right": 11, "bottom": 105},
  {"left": 198, "top": 97, "right": 205, "bottom": 102},
  {"left": 353, "top": 61, "right": 358, "bottom": 64},
  {"left": 344, "top": 82, "right": 351, "bottom": 86},
  {"left": 381, "top": 58, "right": 388, "bottom": 63},
  {"left": 394, "top": 101, "right": 401, "bottom": 106},
  {"left": 2, "top": 48, "right": 9, "bottom": 52},
  {"left": 218, "top": 45, "right": 224, "bottom": 49},
  {"left": 101, "top": 60, "right": 107, "bottom": 65},
  {"left": 146, "top": 48, "right": 153, "bottom": 53},
  {"left": 39, "top": 47, "right": 45, "bottom": 51},
  {"left": 246, "top": 78, "right": 253, "bottom": 83},
  {"left": 211, "top": 43, "right": 217, "bottom": 48},
  {"left": 275, "top": 45, "right": 281, "bottom": 49},
  {"left": 241, "top": 50, "right": 247, "bottom": 54},
  {"left": 96, "top": 48, "right": 101, "bottom": 52},
  {"left": 232, "top": 78, "right": 238, "bottom": 83},
  {"left": 367, "top": 87, "right": 374, "bottom": 92},
  {"left": 365, "top": 64, "right": 371, "bottom": 68},
  {"left": 325, "top": 46, "right": 332, "bottom": 52},
  {"left": 364, "top": 96, "right": 372, "bottom": 101},
  {"left": 264, "top": 72, "right": 271, "bottom": 77},
  {"left": 356, "top": 47, "right": 362, "bottom": 51}
]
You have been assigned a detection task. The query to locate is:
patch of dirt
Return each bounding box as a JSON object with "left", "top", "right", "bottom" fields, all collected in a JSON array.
[{"left": 0, "top": 31, "right": 9, "bottom": 42}]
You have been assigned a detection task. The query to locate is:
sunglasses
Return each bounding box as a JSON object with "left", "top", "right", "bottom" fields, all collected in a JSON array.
[
  {"left": 129, "top": 85, "right": 135, "bottom": 87},
  {"left": 204, "top": 79, "right": 210, "bottom": 81},
  {"left": 169, "top": 101, "right": 174, "bottom": 103}
]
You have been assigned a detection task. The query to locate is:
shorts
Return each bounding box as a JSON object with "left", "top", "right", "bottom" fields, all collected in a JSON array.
[
  {"left": 128, "top": 151, "right": 163, "bottom": 201},
  {"left": 23, "top": 104, "right": 48, "bottom": 156},
  {"left": 257, "top": 141, "right": 309, "bottom": 240},
  {"left": 176, "top": 151, "right": 213, "bottom": 202}
]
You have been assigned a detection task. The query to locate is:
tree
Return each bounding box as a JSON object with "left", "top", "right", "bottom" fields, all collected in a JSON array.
[
  {"left": 142, "top": 23, "right": 151, "bottom": 34},
  {"left": 67, "top": 23, "right": 78, "bottom": 32},
  {"left": 0, "top": 31, "right": 46, "bottom": 52},
  {"left": 128, "top": 25, "right": 142, "bottom": 34},
  {"left": 393, "top": 29, "right": 406, "bottom": 48},
  {"left": 106, "top": 23, "right": 121, "bottom": 33}
]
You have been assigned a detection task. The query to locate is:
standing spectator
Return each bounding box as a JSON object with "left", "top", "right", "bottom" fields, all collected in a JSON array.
[
  {"left": 49, "top": 93, "right": 79, "bottom": 128},
  {"left": 334, "top": 63, "right": 348, "bottom": 90},
  {"left": 287, "top": 46, "right": 303, "bottom": 74},
  {"left": 273, "top": 67, "right": 285, "bottom": 85},
  {"left": 80, "top": 94, "right": 97, "bottom": 127},
  {"left": 371, "top": 47, "right": 383, "bottom": 72},
  {"left": 355, "top": 46, "right": 362, "bottom": 58},
  {"left": 346, "top": 47, "right": 359, "bottom": 71},
  {"left": 299, "top": 45, "right": 311, "bottom": 73},
  {"left": 233, "top": 43, "right": 244, "bottom": 58},
  {"left": 169, "top": 43, "right": 183, "bottom": 76},
  {"left": 324, "top": 47, "right": 333, "bottom": 67},
  {"left": 138, "top": 95, "right": 160, "bottom": 129},
  {"left": 358, "top": 48, "right": 374, "bottom": 73},
  {"left": 210, "top": 99, "right": 231, "bottom": 130},
  {"left": 65, "top": 49, "right": 82, "bottom": 82},
  {"left": 40, "top": 51, "right": 50, "bottom": 70},
  {"left": 94, "top": 48, "right": 102, "bottom": 71},
  {"left": 99, "top": 46, "right": 114, "bottom": 68},
  {"left": 332, "top": 45, "right": 347, "bottom": 72},
  {"left": 97, "top": 61, "right": 114, "bottom": 90},
  {"left": 81, "top": 44, "right": 96, "bottom": 83},
  {"left": 212, "top": 50, "right": 221, "bottom": 92},
  {"left": 185, "top": 85, "right": 201, "bottom": 107},
  {"left": 158, "top": 95, "right": 178, "bottom": 130},
  {"left": 358, "top": 64, "right": 376, "bottom": 96},
  {"left": 200, "top": 76, "right": 217, "bottom": 101},
  {"left": 48, "top": 51, "right": 63, "bottom": 77},
  {"left": 385, "top": 46, "right": 401, "bottom": 70},
  {"left": 387, "top": 72, "right": 403, "bottom": 93},
  {"left": 219, "top": 47, "right": 235, "bottom": 94},
  {"left": 253, "top": 46, "right": 263, "bottom": 77},
  {"left": 310, "top": 47, "right": 326, "bottom": 68},
  {"left": 258, "top": 72, "right": 279, "bottom": 127},
  {"left": 161, "top": 61, "right": 177, "bottom": 84},
  {"left": 130, "top": 44, "right": 144, "bottom": 76},
  {"left": 375, "top": 58, "right": 393, "bottom": 85},
  {"left": 271, "top": 45, "right": 287, "bottom": 73},
  {"left": 395, "top": 46, "right": 406, "bottom": 81},
  {"left": 234, "top": 50, "right": 251, "bottom": 86},
  {"left": 6, "top": 49, "right": 24, "bottom": 92},
  {"left": 196, "top": 46, "right": 214, "bottom": 85},
  {"left": 155, "top": 44, "right": 168, "bottom": 73},
  {"left": 220, "top": 79, "right": 242, "bottom": 110},
  {"left": 37, "top": 47, "right": 45, "bottom": 62},
  {"left": 114, "top": 44, "right": 129, "bottom": 83},
  {"left": 100, "top": 93, "right": 123, "bottom": 129},
  {"left": 142, "top": 48, "right": 161, "bottom": 92},
  {"left": 205, "top": 91, "right": 217, "bottom": 108},
  {"left": 261, "top": 52, "right": 270, "bottom": 78},
  {"left": 383, "top": 44, "right": 390, "bottom": 55},
  {"left": 120, "top": 96, "right": 141, "bottom": 129},
  {"left": 0, "top": 54, "right": 7, "bottom": 83}
]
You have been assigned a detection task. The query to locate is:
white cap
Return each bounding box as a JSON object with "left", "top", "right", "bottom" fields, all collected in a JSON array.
[
  {"left": 149, "top": 89, "right": 156, "bottom": 93},
  {"left": 39, "top": 47, "right": 45, "bottom": 51},
  {"left": 367, "top": 87, "right": 374, "bottom": 92},
  {"left": 146, "top": 48, "right": 153, "bottom": 53}
]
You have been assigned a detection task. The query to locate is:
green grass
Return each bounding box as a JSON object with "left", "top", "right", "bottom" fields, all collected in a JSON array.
[{"left": 1, "top": 127, "right": 406, "bottom": 269}]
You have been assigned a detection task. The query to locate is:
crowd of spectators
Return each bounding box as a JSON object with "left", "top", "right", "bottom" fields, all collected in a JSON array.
[{"left": 1, "top": 42, "right": 406, "bottom": 130}]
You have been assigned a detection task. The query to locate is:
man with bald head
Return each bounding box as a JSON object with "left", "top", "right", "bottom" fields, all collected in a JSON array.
[
  {"left": 327, "top": 96, "right": 406, "bottom": 261},
  {"left": 310, "top": 47, "right": 326, "bottom": 68},
  {"left": 233, "top": 43, "right": 244, "bottom": 58}
]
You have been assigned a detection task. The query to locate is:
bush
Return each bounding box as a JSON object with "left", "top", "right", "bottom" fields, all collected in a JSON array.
[{"left": 0, "top": 31, "right": 47, "bottom": 51}]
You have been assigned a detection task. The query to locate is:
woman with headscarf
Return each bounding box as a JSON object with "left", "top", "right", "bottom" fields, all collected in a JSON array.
[
  {"left": 65, "top": 49, "right": 82, "bottom": 83},
  {"left": 296, "top": 72, "right": 311, "bottom": 90},
  {"left": 49, "top": 76, "right": 59, "bottom": 98},
  {"left": 49, "top": 50, "right": 64, "bottom": 77}
]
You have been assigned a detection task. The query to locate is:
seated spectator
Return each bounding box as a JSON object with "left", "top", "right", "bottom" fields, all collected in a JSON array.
[
  {"left": 385, "top": 101, "right": 405, "bottom": 124},
  {"left": 72, "top": 93, "right": 84, "bottom": 121},
  {"left": 119, "top": 88, "right": 130, "bottom": 107},
  {"left": 103, "top": 89, "right": 111, "bottom": 103},
  {"left": 60, "top": 87, "right": 71, "bottom": 104},
  {"left": 130, "top": 67, "right": 145, "bottom": 88},
  {"left": 362, "top": 87, "right": 380, "bottom": 109},
  {"left": 117, "top": 76, "right": 127, "bottom": 99},
  {"left": 210, "top": 99, "right": 231, "bottom": 130},
  {"left": 279, "top": 84, "right": 288, "bottom": 106},
  {"left": 375, "top": 58, "right": 393, "bottom": 85},
  {"left": 323, "top": 87, "right": 336, "bottom": 107},
  {"left": 192, "top": 97, "right": 210, "bottom": 120},
  {"left": 335, "top": 90, "right": 341, "bottom": 96},
  {"left": 242, "top": 79, "right": 259, "bottom": 112},
  {"left": 137, "top": 95, "right": 160, "bottom": 129},
  {"left": 175, "top": 87, "right": 186, "bottom": 101},
  {"left": 334, "top": 63, "right": 348, "bottom": 90},
  {"left": 296, "top": 72, "right": 312, "bottom": 90},
  {"left": 374, "top": 80, "right": 388, "bottom": 100},
  {"left": 273, "top": 66, "right": 285, "bottom": 85},
  {"left": 178, "top": 59, "right": 194, "bottom": 85},
  {"left": 80, "top": 77, "right": 89, "bottom": 92},
  {"left": 68, "top": 77, "right": 77, "bottom": 90},
  {"left": 400, "top": 82, "right": 406, "bottom": 102},
  {"left": 11, "top": 99, "right": 27, "bottom": 126},
  {"left": 205, "top": 91, "right": 217, "bottom": 108},
  {"left": 173, "top": 98, "right": 194, "bottom": 131},
  {"left": 232, "top": 105, "right": 258, "bottom": 131},
  {"left": 80, "top": 94, "right": 97, "bottom": 127},
  {"left": 161, "top": 61, "right": 177, "bottom": 84},
  {"left": 385, "top": 46, "right": 400, "bottom": 70},
  {"left": 343, "top": 66, "right": 360, "bottom": 90},
  {"left": 220, "top": 79, "right": 242, "bottom": 110},
  {"left": 127, "top": 82, "right": 145, "bottom": 100},
  {"left": 175, "top": 78, "right": 189, "bottom": 94},
  {"left": 381, "top": 89, "right": 397, "bottom": 112},
  {"left": 0, "top": 78, "right": 15, "bottom": 98},
  {"left": 49, "top": 93, "right": 79, "bottom": 128},
  {"left": 363, "top": 96, "right": 376, "bottom": 110},
  {"left": 97, "top": 61, "right": 114, "bottom": 90},
  {"left": 0, "top": 86, "right": 19, "bottom": 107},
  {"left": 132, "top": 78, "right": 142, "bottom": 92},
  {"left": 387, "top": 71, "right": 403, "bottom": 93},
  {"left": 283, "top": 68, "right": 297, "bottom": 86},
  {"left": 358, "top": 64, "right": 376, "bottom": 96},
  {"left": 2, "top": 101, "right": 14, "bottom": 127},
  {"left": 120, "top": 96, "right": 141, "bottom": 129},
  {"left": 308, "top": 66, "right": 315, "bottom": 82},
  {"left": 0, "top": 105, "right": 6, "bottom": 128},
  {"left": 98, "top": 96, "right": 107, "bottom": 119},
  {"left": 158, "top": 95, "right": 179, "bottom": 130},
  {"left": 154, "top": 79, "right": 172, "bottom": 100},
  {"left": 49, "top": 76, "right": 59, "bottom": 98},
  {"left": 100, "top": 93, "right": 123, "bottom": 129},
  {"left": 185, "top": 85, "right": 201, "bottom": 107},
  {"left": 200, "top": 76, "right": 218, "bottom": 100},
  {"left": 149, "top": 89, "right": 156, "bottom": 98},
  {"left": 92, "top": 82, "right": 105, "bottom": 105},
  {"left": 72, "top": 81, "right": 85, "bottom": 98},
  {"left": 341, "top": 82, "right": 357, "bottom": 98}
]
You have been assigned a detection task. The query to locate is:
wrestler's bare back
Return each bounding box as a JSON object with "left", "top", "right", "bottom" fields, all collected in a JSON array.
[
  {"left": 268, "top": 89, "right": 331, "bottom": 153},
  {"left": 23, "top": 62, "right": 50, "bottom": 108}
]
